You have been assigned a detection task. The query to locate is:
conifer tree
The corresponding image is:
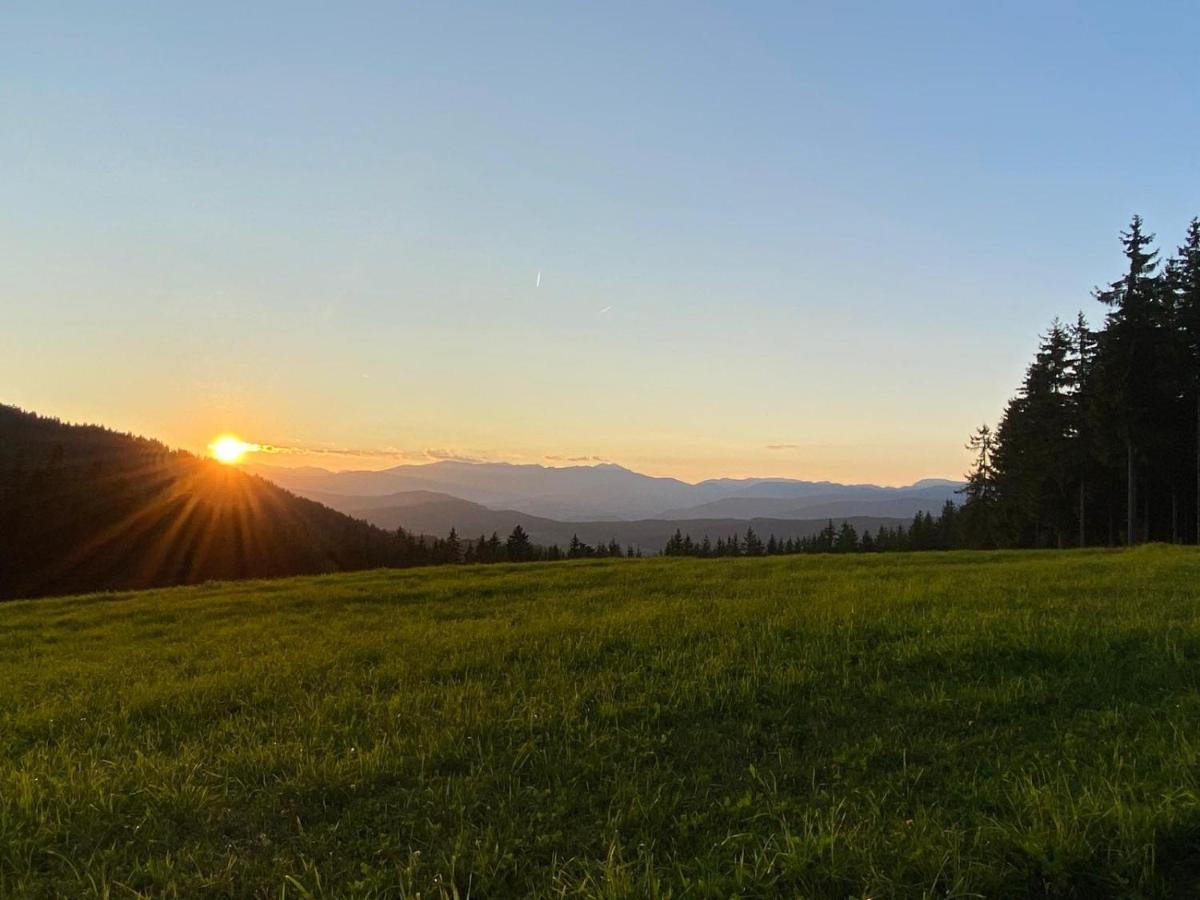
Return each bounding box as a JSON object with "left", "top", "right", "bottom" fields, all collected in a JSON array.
[
  {"left": 445, "top": 527, "right": 462, "bottom": 563},
  {"left": 503, "top": 525, "right": 531, "bottom": 561},
  {"left": 1093, "top": 216, "right": 1164, "bottom": 543},
  {"left": 834, "top": 521, "right": 858, "bottom": 552},
  {"left": 744, "top": 527, "right": 763, "bottom": 556},
  {"left": 1168, "top": 219, "right": 1200, "bottom": 542}
]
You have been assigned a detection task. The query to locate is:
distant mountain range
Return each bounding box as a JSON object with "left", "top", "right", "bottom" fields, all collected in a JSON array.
[
  {"left": 248, "top": 460, "right": 964, "bottom": 523},
  {"left": 297, "top": 488, "right": 910, "bottom": 552}
]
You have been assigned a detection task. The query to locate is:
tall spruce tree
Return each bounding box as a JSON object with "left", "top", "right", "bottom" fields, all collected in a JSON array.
[
  {"left": 990, "top": 321, "right": 1078, "bottom": 546},
  {"left": 1093, "top": 215, "right": 1163, "bottom": 544},
  {"left": 961, "top": 425, "right": 998, "bottom": 546},
  {"left": 1168, "top": 219, "right": 1200, "bottom": 542}
]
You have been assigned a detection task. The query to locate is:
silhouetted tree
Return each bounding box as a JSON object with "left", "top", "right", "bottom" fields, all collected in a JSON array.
[
  {"left": 962, "top": 215, "right": 1200, "bottom": 548},
  {"left": 505, "top": 525, "right": 533, "bottom": 562}
]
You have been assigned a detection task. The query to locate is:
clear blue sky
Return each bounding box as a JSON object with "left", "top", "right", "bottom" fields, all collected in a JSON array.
[{"left": 2, "top": 2, "right": 1198, "bottom": 482}]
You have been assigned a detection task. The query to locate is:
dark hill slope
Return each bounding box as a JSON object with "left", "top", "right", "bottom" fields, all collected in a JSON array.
[{"left": 0, "top": 406, "right": 410, "bottom": 599}]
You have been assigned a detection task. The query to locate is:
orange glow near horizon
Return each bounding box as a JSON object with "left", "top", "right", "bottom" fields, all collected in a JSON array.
[{"left": 209, "top": 435, "right": 258, "bottom": 465}]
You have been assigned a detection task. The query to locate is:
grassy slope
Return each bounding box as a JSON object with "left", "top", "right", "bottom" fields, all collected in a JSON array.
[{"left": 4, "top": 548, "right": 1200, "bottom": 898}]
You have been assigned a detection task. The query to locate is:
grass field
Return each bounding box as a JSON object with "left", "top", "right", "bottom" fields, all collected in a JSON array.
[{"left": 4, "top": 548, "right": 1200, "bottom": 898}]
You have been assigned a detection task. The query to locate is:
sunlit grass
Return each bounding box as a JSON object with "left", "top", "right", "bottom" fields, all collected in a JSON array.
[{"left": 3, "top": 547, "right": 1200, "bottom": 897}]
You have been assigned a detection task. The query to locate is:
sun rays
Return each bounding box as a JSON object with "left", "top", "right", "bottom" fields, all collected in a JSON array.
[{"left": 209, "top": 435, "right": 259, "bottom": 464}]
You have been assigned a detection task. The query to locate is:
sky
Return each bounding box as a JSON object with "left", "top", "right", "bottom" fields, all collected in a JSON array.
[{"left": 2, "top": 2, "right": 1198, "bottom": 484}]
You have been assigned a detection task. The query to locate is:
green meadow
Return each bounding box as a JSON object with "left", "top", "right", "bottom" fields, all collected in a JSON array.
[{"left": 4, "top": 548, "right": 1200, "bottom": 898}]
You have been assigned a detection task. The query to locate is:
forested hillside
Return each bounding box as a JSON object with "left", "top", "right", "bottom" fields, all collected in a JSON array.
[
  {"left": 962, "top": 216, "right": 1200, "bottom": 548},
  {"left": 0, "top": 406, "right": 415, "bottom": 599}
]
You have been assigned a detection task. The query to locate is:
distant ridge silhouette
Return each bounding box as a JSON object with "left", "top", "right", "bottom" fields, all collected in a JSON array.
[{"left": 248, "top": 460, "right": 963, "bottom": 522}]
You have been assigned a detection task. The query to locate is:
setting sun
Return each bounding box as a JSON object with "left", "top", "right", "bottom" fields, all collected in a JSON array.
[{"left": 209, "top": 435, "right": 257, "bottom": 465}]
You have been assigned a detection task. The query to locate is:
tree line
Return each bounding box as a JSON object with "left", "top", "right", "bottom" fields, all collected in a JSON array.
[
  {"left": 662, "top": 504, "right": 965, "bottom": 557},
  {"left": 394, "top": 526, "right": 643, "bottom": 565},
  {"left": 960, "top": 216, "right": 1200, "bottom": 548}
]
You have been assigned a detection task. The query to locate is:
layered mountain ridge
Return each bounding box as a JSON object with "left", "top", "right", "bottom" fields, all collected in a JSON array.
[{"left": 247, "top": 460, "right": 963, "bottom": 523}]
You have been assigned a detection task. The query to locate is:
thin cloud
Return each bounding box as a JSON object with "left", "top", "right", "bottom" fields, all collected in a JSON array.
[
  {"left": 424, "top": 448, "right": 488, "bottom": 463},
  {"left": 250, "top": 442, "right": 609, "bottom": 467},
  {"left": 253, "top": 445, "right": 408, "bottom": 459},
  {"left": 249, "top": 444, "right": 488, "bottom": 463},
  {"left": 766, "top": 444, "right": 800, "bottom": 451}
]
